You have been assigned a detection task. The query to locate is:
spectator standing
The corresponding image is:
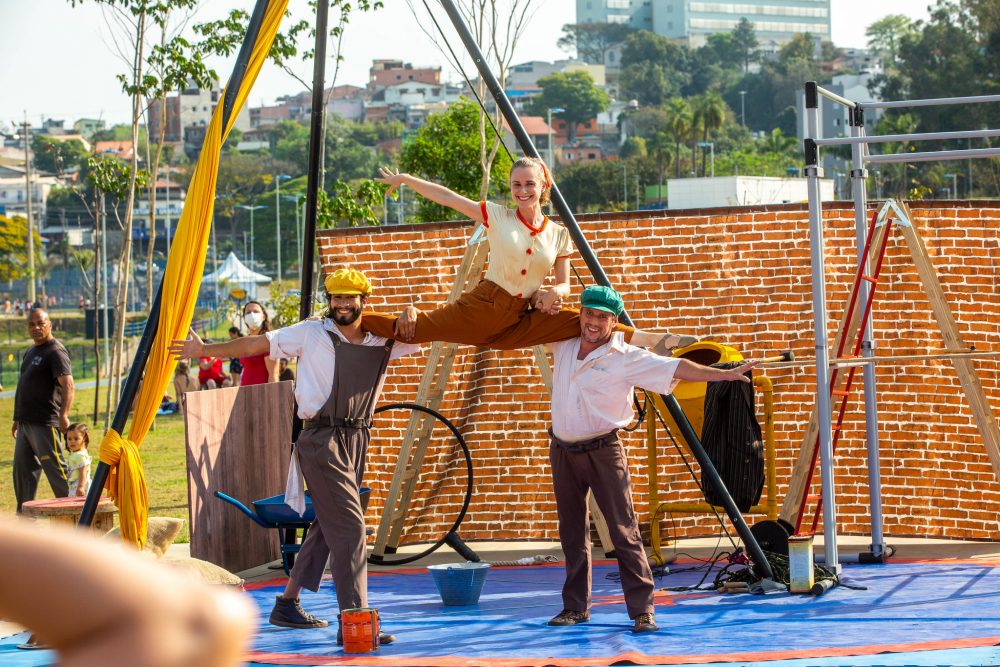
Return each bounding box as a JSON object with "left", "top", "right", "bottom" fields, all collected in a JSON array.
[
  {"left": 238, "top": 301, "right": 278, "bottom": 386},
  {"left": 12, "top": 308, "right": 75, "bottom": 512}
]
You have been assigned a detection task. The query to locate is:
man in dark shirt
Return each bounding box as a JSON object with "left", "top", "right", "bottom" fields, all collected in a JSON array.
[{"left": 12, "top": 308, "right": 75, "bottom": 512}]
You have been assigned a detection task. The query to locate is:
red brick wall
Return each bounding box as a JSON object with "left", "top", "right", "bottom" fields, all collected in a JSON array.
[{"left": 317, "top": 201, "right": 1000, "bottom": 546}]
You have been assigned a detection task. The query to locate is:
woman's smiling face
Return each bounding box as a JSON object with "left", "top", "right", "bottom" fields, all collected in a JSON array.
[{"left": 509, "top": 164, "right": 545, "bottom": 209}]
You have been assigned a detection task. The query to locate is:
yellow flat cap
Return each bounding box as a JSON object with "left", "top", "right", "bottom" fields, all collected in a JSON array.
[{"left": 324, "top": 268, "right": 372, "bottom": 296}]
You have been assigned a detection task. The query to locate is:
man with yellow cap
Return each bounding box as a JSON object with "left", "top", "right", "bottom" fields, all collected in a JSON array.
[{"left": 170, "top": 267, "right": 418, "bottom": 646}]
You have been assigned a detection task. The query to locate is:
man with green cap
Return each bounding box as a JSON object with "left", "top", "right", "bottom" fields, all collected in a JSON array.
[{"left": 545, "top": 285, "right": 757, "bottom": 634}]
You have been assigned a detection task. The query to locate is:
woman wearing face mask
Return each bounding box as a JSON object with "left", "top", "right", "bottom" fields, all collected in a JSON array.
[{"left": 239, "top": 301, "right": 278, "bottom": 386}]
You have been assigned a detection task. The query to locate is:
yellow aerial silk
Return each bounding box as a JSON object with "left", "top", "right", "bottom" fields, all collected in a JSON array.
[{"left": 99, "top": 0, "right": 289, "bottom": 548}]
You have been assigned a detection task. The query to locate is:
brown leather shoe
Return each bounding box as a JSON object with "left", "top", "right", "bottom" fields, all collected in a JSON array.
[
  {"left": 548, "top": 609, "right": 590, "bottom": 626},
  {"left": 633, "top": 612, "right": 658, "bottom": 633}
]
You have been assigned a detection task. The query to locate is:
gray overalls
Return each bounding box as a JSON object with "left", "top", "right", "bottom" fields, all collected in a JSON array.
[{"left": 288, "top": 331, "right": 393, "bottom": 612}]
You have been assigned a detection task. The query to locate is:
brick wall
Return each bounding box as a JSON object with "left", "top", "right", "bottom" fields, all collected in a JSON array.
[{"left": 317, "top": 201, "right": 1000, "bottom": 546}]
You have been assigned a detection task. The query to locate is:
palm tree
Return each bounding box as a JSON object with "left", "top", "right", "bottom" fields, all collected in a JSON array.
[
  {"left": 695, "top": 93, "right": 728, "bottom": 175},
  {"left": 647, "top": 132, "right": 674, "bottom": 204},
  {"left": 874, "top": 113, "right": 918, "bottom": 197},
  {"left": 759, "top": 127, "right": 797, "bottom": 155},
  {"left": 664, "top": 98, "right": 693, "bottom": 178}
]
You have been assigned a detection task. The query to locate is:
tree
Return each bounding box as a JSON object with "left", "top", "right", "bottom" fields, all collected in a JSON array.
[
  {"left": 647, "top": 132, "right": 673, "bottom": 203},
  {"left": 0, "top": 215, "right": 44, "bottom": 283},
  {"left": 318, "top": 181, "right": 384, "bottom": 228},
  {"left": 664, "top": 98, "right": 693, "bottom": 178},
  {"left": 732, "top": 18, "right": 760, "bottom": 73},
  {"left": 399, "top": 97, "right": 513, "bottom": 222},
  {"left": 84, "top": 152, "right": 150, "bottom": 425},
  {"left": 872, "top": 2, "right": 998, "bottom": 134},
  {"left": 619, "top": 136, "right": 647, "bottom": 160},
  {"left": 31, "top": 135, "right": 89, "bottom": 175},
  {"left": 619, "top": 31, "right": 692, "bottom": 106},
  {"left": 557, "top": 22, "right": 635, "bottom": 64},
  {"left": 693, "top": 92, "right": 728, "bottom": 175},
  {"left": 865, "top": 14, "right": 917, "bottom": 68},
  {"left": 406, "top": 0, "right": 531, "bottom": 200},
  {"left": 195, "top": 0, "right": 384, "bottom": 195},
  {"left": 142, "top": 8, "right": 217, "bottom": 311},
  {"left": 68, "top": 0, "right": 171, "bottom": 420},
  {"left": 528, "top": 70, "right": 610, "bottom": 143},
  {"left": 779, "top": 32, "right": 818, "bottom": 67}
]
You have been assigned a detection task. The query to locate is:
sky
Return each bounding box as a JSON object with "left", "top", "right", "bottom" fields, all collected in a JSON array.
[{"left": 0, "top": 0, "right": 934, "bottom": 129}]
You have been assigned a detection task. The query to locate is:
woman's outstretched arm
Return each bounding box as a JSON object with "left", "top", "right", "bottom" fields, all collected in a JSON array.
[{"left": 376, "top": 167, "right": 484, "bottom": 223}]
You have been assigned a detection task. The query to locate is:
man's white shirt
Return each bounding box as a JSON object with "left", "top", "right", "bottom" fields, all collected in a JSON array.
[
  {"left": 547, "top": 332, "right": 680, "bottom": 442},
  {"left": 267, "top": 318, "right": 419, "bottom": 419}
]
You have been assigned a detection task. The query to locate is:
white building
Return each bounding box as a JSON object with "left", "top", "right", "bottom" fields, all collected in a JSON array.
[
  {"left": 380, "top": 81, "right": 463, "bottom": 106},
  {"left": 666, "top": 175, "right": 834, "bottom": 209},
  {"left": 0, "top": 165, "right": 59, "bottom": 221}
]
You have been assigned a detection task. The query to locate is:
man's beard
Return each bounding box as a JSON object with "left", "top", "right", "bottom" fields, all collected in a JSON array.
[{"left": 332, "top": 305, "right": 362, "bottom": 325}]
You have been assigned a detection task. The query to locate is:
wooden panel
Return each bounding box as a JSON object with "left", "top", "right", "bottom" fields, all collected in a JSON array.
[{"left": 184, "top": 381, "right": 294, "bottom": 573}]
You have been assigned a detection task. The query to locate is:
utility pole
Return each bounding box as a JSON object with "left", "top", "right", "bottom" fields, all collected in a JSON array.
[{"left": 22, "top": 113, "right": 36, "bottom": 304}]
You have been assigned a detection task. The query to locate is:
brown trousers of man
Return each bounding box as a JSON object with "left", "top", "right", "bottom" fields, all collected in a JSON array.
[
  {"left": 549, "top": 435, "right": 654, "bottom": 619},
  {"left": 288, "top": 425, "right": 369, "bottom": 611},
  {"left": 362, "top": 280, "right": 633, "bottom": 349}
]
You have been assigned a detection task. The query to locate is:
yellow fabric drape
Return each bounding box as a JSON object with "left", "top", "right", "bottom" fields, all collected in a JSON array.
[
  {"left": 99, "top": 0, "right": 289, "bottom": 548},
  {"left": 99, "top": 429, "right": 149, "bottom": 547}
]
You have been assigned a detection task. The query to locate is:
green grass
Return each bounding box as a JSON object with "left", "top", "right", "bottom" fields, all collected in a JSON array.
[{"left": 0, "top": 387, "right": 193, "bottom": 542}]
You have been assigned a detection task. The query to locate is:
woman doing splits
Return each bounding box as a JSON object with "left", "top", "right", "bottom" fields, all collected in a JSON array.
[{"left": 365, "top": 157, "right": 693, "bottom": 352}]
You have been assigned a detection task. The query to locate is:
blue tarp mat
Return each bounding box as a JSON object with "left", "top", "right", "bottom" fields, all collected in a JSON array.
[
  {"left": 243, "top": 559, "right": 1000, "bottom": 665},
  {"left": 5, "top": 559, "right": 999, "bottom": 666}
]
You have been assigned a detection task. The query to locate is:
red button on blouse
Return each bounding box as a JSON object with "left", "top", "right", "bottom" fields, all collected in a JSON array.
[
  {"left": 525, "top": 248, "right": 532, "bottom": 255},
  {"left": 521, "top": 269, "right": 527, "bottom": 275}
]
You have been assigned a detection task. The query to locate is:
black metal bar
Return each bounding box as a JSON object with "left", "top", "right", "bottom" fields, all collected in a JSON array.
[
  {"left": 438, "top": 0, "right": 773, "bottom": 580},
  {"left": 805, "top": 81, "right": 819, "bottom": 109},
  {"left": 78, "top": 289, "right": 162, "bottom": 527},
  {"left": 299, "top": 0, "right": 328, "bottom": 320},
  {"left": 79, "top": 0, "right": 271, "bottom": 529}
]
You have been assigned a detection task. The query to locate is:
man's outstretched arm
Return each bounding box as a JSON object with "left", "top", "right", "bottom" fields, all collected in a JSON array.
[{"left": 169, "top": 329, "right": 270, "bottom": 361}]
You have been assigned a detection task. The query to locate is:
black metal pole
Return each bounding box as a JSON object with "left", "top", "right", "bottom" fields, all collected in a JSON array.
[
  {"left": 437, "top": 0, "right": 773, "bottom": 579},
  {"left": 299, "top": 0, "right": 328, "bottom": 321},
  {"left": 79, "top": 0, "right": 271, "bottom": 528}
]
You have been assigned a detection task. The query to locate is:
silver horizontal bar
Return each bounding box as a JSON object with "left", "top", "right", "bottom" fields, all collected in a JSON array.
[
  {"left": 864, "top": 147, "right": 1000, "bottom": 164},
  {"left": 861, "top": 94, "right": 1000, "bottom": 110},
  {"left": 816, "top": 86, "right": 856, "bottom": 109},
  {"left": 814, "top": 128, "right": 1000, "bottom": 146}
]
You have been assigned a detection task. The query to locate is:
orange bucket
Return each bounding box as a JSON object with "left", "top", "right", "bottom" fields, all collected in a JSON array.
[{"left": 341, "top": 608, "right": 379, "bottom": 653}]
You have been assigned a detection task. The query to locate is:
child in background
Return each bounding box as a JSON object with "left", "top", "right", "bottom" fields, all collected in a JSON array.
[{"left": 65, "top": 423, "right": 91, "bottom": 497}]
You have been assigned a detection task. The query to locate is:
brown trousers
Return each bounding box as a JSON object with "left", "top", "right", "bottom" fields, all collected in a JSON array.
[
  {"left": 289, "top": 425, "right": 369, "bottom": 610},
  {"left": 362, "top": 280, "right": 633, "bottom": 349},
  {"left": 549, "top": 434, "right": 654, "bottom": 619}
]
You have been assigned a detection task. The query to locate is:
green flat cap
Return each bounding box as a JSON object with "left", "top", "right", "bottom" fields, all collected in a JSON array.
[{"left": 580, "top": 285, "right": 624, "bottom": 316}]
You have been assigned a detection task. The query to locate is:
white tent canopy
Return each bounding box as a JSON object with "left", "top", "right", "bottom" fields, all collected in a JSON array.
[{"left": 203, "top": 251, "right": 271, "bottom": 299}]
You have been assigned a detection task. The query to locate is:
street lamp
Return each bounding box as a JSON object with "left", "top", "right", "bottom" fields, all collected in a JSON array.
[
  {"left": 944, "top": 172, "right": 958, "bottom": 198},
  {"left": 235, "top": 204, "right": 266, "bottom": 269},
  {"left": 282, "top": 193, "right": 305, "bottom": 283},
  {"left": 697, "top": 141, "right": 715, "bottom": 178},
  {"left": 739, "top": 90, "right": 747, "bottom": 128},
  {"left": 275, "top": 174, "right": 291, "bottom": 283},
  {"left": 546, "top": 107, "right": 565, "bottom": 167}
]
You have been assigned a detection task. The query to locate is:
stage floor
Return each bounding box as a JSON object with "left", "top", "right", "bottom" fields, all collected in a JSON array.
[{"left": 4, "top": 542, "right": 1000, "bottom": 667}]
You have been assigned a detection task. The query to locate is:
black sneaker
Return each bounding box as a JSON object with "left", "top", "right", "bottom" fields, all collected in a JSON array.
[
  {"left": 633, "top": 612, "right": 658, "bottom": 633},
  {"left": 268, "top": 595, "right": 329, "bottom": 629},
  {"left": 548, "top": 609, "right": 590, "bottom": 626},
  {"left": 336, "top": 614, "right": 396, "bottom": 646}
]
